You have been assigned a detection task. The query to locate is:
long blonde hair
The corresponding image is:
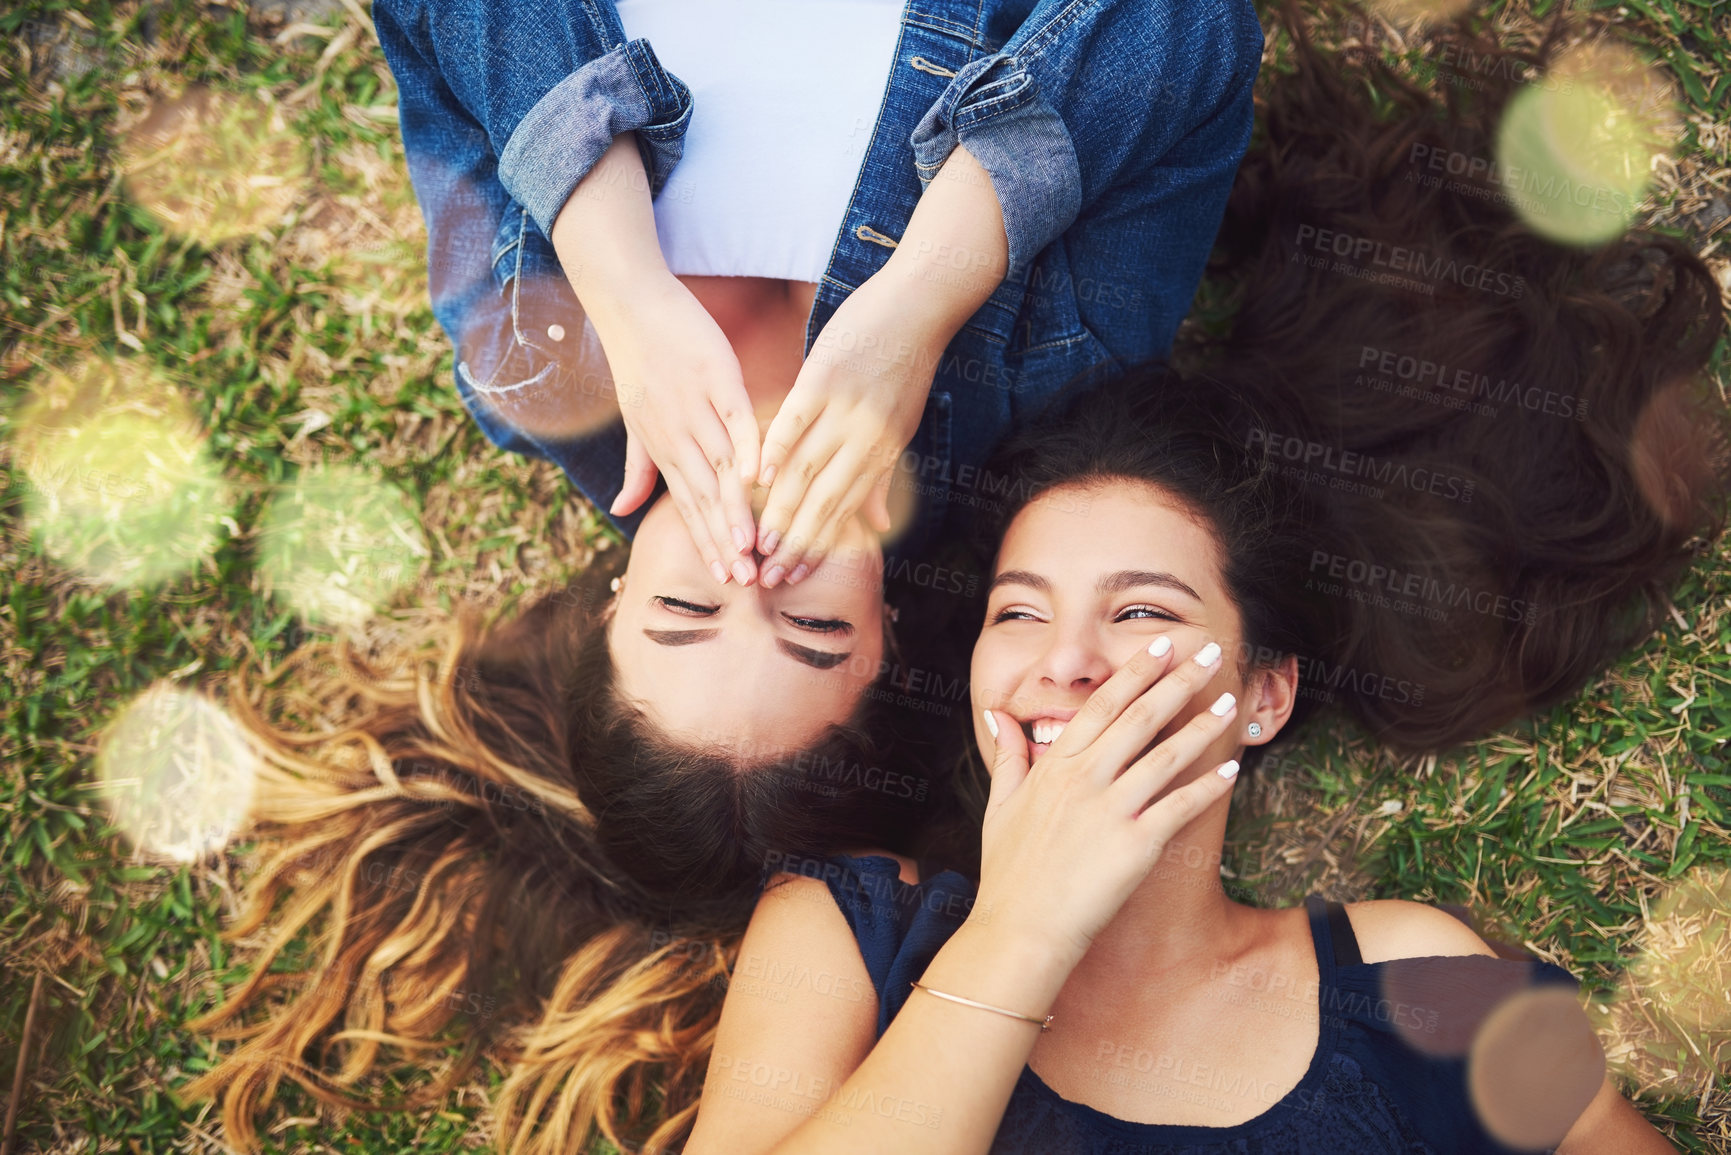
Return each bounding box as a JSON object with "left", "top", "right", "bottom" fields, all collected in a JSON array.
[{"left": 184, "top": 563, "right": 928, "bottom": 1152}]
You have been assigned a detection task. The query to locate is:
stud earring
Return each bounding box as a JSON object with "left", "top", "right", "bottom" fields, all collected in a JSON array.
[
  {"left": 1246, "top": 722, "right": 1263, "bottom": 739},
  {"left": 609, "top": 576, "right": 624, "bottom": 595}
]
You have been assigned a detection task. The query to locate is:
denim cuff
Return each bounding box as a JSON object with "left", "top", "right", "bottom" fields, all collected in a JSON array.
[
  {"left": 909, "top": 54, "right": 1082, "bottom": 277},
  {"left": 498, "top": 38, "right": 693, "bottom": 238}
]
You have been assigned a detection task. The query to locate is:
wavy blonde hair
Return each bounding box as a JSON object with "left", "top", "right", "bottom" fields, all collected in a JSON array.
[
  {"left": 183, "top": 562, "right": 932, "bottom": 1152},
  {"left": 183, "top": 562, "right": 725, "bottom": 1153}
]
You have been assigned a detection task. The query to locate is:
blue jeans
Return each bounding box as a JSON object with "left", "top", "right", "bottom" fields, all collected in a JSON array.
[{"left": 376, "top": 0, "right": 1261, "bottom": 549}]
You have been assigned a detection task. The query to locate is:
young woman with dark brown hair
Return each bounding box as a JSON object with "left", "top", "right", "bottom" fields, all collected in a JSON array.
[{"left": 684, "top": 7, "right": 1722, "bottom": 1150}]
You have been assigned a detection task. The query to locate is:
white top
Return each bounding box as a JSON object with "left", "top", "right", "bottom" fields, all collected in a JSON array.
[{"left": 613, "top": 0, "right": 905, "bottom": 282}]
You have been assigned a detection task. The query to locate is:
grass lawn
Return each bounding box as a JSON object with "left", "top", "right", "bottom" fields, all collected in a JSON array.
[{"left": 1, "top": 0, "right": 1728, "bottom": 1151}]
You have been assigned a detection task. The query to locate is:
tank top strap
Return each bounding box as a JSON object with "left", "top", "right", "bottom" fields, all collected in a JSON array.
[{"left": 1303, "top": 894, "right": 1364, "bottom": 985}]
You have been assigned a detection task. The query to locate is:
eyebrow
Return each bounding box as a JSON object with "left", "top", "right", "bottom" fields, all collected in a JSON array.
[
  {"left": 643, "top": 629, "right": 719, "bottom": 647},
  {"left": 990, "top": 568, "right": 1203, "bottom": 602},
  {"left": 642, "top": 629, "right": 852, "bottom": 671}
]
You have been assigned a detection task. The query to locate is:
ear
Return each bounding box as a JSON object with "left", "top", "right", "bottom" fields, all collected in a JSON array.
[{"left": 1244, "top": 654, "right": 1299, "bottom": 745}]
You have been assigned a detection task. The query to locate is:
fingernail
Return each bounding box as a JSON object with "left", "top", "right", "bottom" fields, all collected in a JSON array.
[
  {"left": 731, "top": 559, "right": 755, "bottom": 586},
  {"left": 763, "top": 564, "right": 786, "bottom": 588},
  {"left": 1148, "top": 636, "right": 1172, "bottom": 657},
  {"left": 1194, "top": 642, "right": 1222, "bottom": 668},
  {"left": 761, "top": 465, "right": 778, "bottom": 488},
  {"left": 788, "top": 563, "right": 810, "bottom": 585},
  {"left": 983, "top": 709, "right": 999, "bottom": 739},
  {"left": 761, "top": 529, "right": 782, "bottom": 556},
  {"left": 1217, "top": 759, "right": 1240, "bottom": 780},
  {"left": 1209, "top": 692, "right": 1237, "bottom": 716},
  {"left": 709, "top": 561, "right": 729, "bottom": 585},
  {"left": 731, "top": 526, "right": 749, "bottom": 553}
]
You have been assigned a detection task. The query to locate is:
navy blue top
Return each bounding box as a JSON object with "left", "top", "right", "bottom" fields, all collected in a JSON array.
[{"left": 796, "top": 853, "right": 1603, "bottom": 1155}]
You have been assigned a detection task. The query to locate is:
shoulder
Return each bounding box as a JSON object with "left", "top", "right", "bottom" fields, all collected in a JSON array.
[
  {"left": 1343, "top": 899, "right": 1498, "bottom": 965},
  {"left": 691, "top": 876, "right": 881, "bottom": 1151}
]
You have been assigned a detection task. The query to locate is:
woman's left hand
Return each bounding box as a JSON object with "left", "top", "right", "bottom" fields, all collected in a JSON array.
[{"left": 751, "top": 270, "right": 939, "bottom": 586}]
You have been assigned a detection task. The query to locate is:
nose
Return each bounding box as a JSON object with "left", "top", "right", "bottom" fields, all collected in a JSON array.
[{"left": 1034, "top": 621, "right": 1114, "bottom": 692}]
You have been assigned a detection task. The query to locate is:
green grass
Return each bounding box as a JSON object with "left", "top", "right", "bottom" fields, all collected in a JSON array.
[{"left": 0, "top": 0, "right": 1727, "bottom": 1151}]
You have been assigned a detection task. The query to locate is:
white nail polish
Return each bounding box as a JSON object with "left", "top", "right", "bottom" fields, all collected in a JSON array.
[
  {"left": 1217, "top": 759, "right": 1240, "bottom": 780},
  {"left": 1148, "top": 636, "right": 1172, "bottom": 657},
  {"left": 1194, "top": 642, "right": 1222, "bottom": 668},
  {"left": 1209, "top": 692, "right": 1236, "bottom": 716},
  {"left": 983, "top": 709, "right": 999, "bottom": 739}
]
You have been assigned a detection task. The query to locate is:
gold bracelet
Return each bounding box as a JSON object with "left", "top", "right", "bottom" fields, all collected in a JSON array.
[{"left": 909, "top": 982, "right": 1053, "bottom": 1031}]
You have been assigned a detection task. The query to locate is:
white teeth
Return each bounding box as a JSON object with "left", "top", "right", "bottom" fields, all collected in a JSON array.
[{"left": 1030, "top": 719, "right": 1067, "bottom": 746}]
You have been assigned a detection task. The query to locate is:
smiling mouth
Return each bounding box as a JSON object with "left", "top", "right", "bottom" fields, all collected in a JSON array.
[{"left": 1022, "top": 717, "right": 1068, "bottom": 760}]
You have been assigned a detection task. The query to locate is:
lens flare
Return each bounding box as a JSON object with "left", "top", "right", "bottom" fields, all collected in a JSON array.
[
  {"left": 1467, "top": 985, "right": 1606, "bottom": 1149},
  {"left": 120, "top": 84, "right": 307, "bottom": 244},
  {"left": 1629, "top": 380, "right": 1719, "bottom": 530},
  {"left": 1495, "top": 42, "right": 1678, "bottom": 246},
  {"left": 877, "top": 447, "right": 923, "bottom": 553},
  {"left": 1365, "top": 0, "right": 1472, "bottom": 26},
  {"left": 12, "top": 358, "right": 230, "bottom": 587},
  {"left": 1597, "top": 868, "right": 1731, "bottom": 1098},
  {"left": 454, "top": 274, "right": 623, "bottom": 442},
  {"left": 254, "top": 461, "right": 428, "bottom": 629},
  {"left": 95, "top": 684, "right": 258, "bottom": 863}
]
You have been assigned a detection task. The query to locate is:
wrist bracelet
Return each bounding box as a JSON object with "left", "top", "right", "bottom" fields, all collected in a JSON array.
[{"left": 909, "top": 982, "right": 1053, "bottom": 1031}]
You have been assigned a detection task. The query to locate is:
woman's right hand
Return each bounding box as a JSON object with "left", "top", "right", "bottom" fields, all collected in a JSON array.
[
  {"left": 972, "top": 637, "right": 1242, "bottom": 969},
  {"left": 585, "top": 271, "right": 762, "bottom": 586},
  {"left": 550, "top": 132, "right": 761, "bottom": 586}
]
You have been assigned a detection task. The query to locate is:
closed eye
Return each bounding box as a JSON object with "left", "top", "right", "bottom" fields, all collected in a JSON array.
[
  {"left": 654, "top": 596, "right": 718, "bottom": 617},
  {"left": 783, "top": 614, "right": 852, "bottom": 635},
  {"left": 990, "top": 606, "right": 1045, "bottom": 624}
]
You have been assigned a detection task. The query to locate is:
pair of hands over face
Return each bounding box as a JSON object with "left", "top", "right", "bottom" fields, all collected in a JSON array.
[{"left": 601, "top": 268, "right": 936, "bottom": 589}]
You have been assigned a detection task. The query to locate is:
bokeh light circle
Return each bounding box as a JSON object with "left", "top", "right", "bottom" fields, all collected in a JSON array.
[
  {"left": 1467, "top": 985, "right": 1605, "bottom": 1149},
  {"left": 95, "top": 683, "right": 258, "bottom": 863},
  {"left": 457, "top": 277, "right": 624, "bottom": 442},
  {"left": 1365, "top": 0, "right": 1473, "bottom": 26},
  {"left": 1598, "top": 868, "right": 1731, "bottom": 1098},
  {"left": 254, "top": 461, "right": 429, "bottom": 629},
  {"left": 120, "top": 84, "right": 307, "bottom": 244},
  {"left": 1495, "top": 42, "right": 1679, "bottom": 247},
  {"left": 12, "top": 358, "right": 231, "bottom": 588}
]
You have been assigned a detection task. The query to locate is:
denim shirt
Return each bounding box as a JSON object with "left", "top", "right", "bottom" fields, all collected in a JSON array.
[{"left": 376, "top": 0, "right": 1262, "bottom": 547}]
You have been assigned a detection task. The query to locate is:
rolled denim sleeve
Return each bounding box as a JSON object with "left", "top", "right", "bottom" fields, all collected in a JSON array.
[
  {"left": 374, "top": 0, "right": 692, "bottom": 239},
  {"left": 910, "top": 0, "right": 1264, "bottom": 275},
  {"left": 499, "top": 40, "right": 693, "bottom": 236},
  {"left": 375, "top": 0, "right": 647, "bottom": 535}
]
